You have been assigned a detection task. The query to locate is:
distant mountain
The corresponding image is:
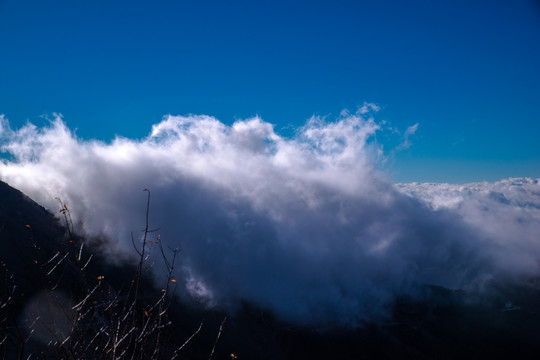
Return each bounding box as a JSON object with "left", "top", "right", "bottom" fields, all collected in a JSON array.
[{"left": 2, "top": 180, "right": 540, "bottom": 359}]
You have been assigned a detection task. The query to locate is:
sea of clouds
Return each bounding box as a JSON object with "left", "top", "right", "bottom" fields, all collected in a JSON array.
[{"left": 0, "top": 108, "right": 539, "bottom": 326}]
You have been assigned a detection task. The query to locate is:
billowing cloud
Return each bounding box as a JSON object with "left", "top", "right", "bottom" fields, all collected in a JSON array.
[
  {"left": 0, "top": 111, "right": 539, "bottom": 326},
  {"left": 397, "top": 178, "right": 540, "bottom": 276}
]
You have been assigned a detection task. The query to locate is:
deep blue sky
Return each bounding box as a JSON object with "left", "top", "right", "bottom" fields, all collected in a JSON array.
[{"left": 1, "top": 0, "right": 539, "bottom": 183}]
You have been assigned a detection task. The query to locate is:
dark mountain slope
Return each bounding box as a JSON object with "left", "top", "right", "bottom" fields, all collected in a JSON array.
[
  {"left": 0, "top": 181, "right": 191, "bottom": 358},
  {"left": 0, "top": 181, "right": 233, "bottom": 359},
  {"left": 0, "top": 181, "right": 69, "bottom": 294}
]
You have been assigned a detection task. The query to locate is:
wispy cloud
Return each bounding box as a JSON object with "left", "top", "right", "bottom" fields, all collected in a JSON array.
[
  {"left": 396, "top": 122, "right": 419, "bottom": 151},
  {"left": 0, "top": 111, "right": 538, "bottom": 325}
]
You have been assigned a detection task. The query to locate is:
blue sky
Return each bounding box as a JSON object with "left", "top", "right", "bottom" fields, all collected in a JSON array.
[{"left": 1, "top": 0, "right": 539, "bottom": 183}]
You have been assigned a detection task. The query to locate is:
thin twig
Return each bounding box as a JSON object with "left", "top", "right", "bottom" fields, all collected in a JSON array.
[
  {"left": 208, "top": 317, "right": 227, "bottom": 360},
  {"left": 171, "top": 321, "right": 204, "bottom": 360}
]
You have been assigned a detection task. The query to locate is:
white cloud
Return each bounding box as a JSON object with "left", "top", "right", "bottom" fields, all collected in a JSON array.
[
  {"left": 357, "top": 102, "right": 380, "bottom": 114},
  {"left": 0, "top": 113, "right": 539, "bottom": 325}
]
